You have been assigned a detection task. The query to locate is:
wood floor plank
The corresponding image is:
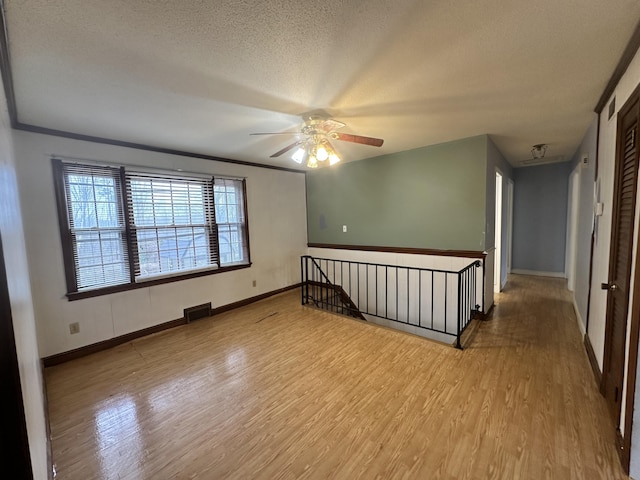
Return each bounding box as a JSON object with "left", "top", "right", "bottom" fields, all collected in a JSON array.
[{"left": 45, "top": 274, "right": 629, "bottom": 479}]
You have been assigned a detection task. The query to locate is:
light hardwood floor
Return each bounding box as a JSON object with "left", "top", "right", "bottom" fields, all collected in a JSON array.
[{"left": 46, "top": 275, "right": 628, "bottom": 479}]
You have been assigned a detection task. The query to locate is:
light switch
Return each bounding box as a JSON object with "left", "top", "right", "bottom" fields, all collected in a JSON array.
[
  {"left": 342, "top": 225, "right": 347, "bottom": 233},
  {"left": 595, "top": 203, "right": 604, "bottom": 216}
]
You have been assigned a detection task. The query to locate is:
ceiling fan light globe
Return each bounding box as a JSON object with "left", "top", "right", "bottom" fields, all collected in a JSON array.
[
  {"left": 292, "top": 147, "right": 305, "bottom": 164},
  {"left": 316, "top": 145, "right": 329, "bottom": 161},
  {"left": 307, "top": 155, "right": 318, "bottom": 169},
  {"left": 329, "top": 154, "right": 341, "bottom": 165}
]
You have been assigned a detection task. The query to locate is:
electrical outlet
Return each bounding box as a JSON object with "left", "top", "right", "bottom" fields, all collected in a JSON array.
[
  {"left": 252, "top": 280, "right": 257, "bottom": 287},
  {"left": 69, "top": 322, "right": 80, "bottom": 335},
  {"left": 342, "top": 225, "right": 347, "bottom": 233}
]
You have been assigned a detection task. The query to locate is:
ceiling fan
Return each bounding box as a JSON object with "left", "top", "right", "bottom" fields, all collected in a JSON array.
[{"left": 250, "top": 116, "right": 384, "bottom": 168}]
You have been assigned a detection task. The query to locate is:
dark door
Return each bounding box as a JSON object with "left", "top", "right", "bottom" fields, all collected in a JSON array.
[
  {"left": 602, "top": 91, "right": 640, "bottom": 423},
  {"left": 0, "top": 233, "right": 33, "bottom": 478}
]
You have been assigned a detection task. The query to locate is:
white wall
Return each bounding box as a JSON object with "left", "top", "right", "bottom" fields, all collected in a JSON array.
[
  {"left": 307, "top": 248, "right": 483, "bottom": 276},
  {"left": 485, "top": 136, "right": 514, "bottom": 291},
  {"left": 569, "top": 117, "right": 598, "bottom": 335},
  {"left": 0, "top": 88, "right": 48, "bottom": 474},
  {"left": 590, "top": 111, "right": 618, "bottom": 369},
  {"left": 13, "top": 131, "right": 308, "bottom": 358},
  {"left": 586, "top": 43, "right": 640, "bottom": 475}
]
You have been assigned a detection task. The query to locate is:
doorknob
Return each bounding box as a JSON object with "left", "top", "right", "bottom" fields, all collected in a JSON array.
[{"left": 601, "top": 282, "right": 618, "bottom": 291}]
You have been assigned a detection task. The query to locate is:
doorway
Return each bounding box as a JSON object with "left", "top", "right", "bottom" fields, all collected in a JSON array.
[
  {"left": 0, "top": 233, "right": 33, "bottom": 478},
  {"left": 566, "top": 167, "right": 581, "bottom": 292},
  {"left": 506, "top": 179, "right": 514, "bottom": 274},
  {"left": 494, "top": 170, "right": 503, "bottom": 293}
]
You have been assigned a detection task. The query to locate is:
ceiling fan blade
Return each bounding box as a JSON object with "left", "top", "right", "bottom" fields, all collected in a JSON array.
[
  {"left": 250, "top": 132, "right": 299, "bottom": 136},
  {"left": 319, "top": 119, "right": 346, "bottom": 132},
  {"left": 334, "top": 133, "right": 384, "bottom": 147},
  {"left": 270, "top": 141, "right": 302, "bottom": 158}
]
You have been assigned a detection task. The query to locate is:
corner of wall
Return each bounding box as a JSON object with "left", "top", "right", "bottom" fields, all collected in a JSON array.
[{"left": 0, "top": 83, "right": 49, "bottom": 478}]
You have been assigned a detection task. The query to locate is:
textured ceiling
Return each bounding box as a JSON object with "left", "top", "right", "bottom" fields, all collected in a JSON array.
[{"left": 4, "top": 0, "right": 640, "bottom": 169}]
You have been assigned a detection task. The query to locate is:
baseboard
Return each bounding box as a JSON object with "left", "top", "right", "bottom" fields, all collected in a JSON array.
[
  {"left": 572, "top": 297, "right": 586, "bottom": 335},
  {"left": 477, "top": 303, "right": 495, "bottom": 320},
  {"left": 40, "top": 360, "right": 54, "bottom": 480},
  {"left": 511, "top": 269, "right": 566, "bottom": 278},
  {"left": 42, "top": 283, "right": 301, "bottom": 367},
  {"left": 42, "top": 317, "right": 187, "bottom": 367},
  {"left": 616, "top": 428, "right": 629, "bottom": 474},
  {"left": 208, "top": 283, "right": 300, "bottom": 317},
  {"left": 584, "top": 334, "right": 602, "bottom": 387}
]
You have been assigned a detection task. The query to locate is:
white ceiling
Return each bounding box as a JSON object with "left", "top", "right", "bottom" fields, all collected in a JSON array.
[{"left": 5, "top": 0, "right": 640, "bottom": 170}]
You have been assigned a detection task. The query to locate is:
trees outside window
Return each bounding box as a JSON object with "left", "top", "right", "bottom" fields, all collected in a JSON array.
[{"left": 53, "top": 159, "right": 250, "bottom": 299}]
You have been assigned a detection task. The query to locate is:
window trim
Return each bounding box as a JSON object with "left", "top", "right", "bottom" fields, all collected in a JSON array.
[{"left": 52, "top": 158, "right": 252, "bottom": 301}]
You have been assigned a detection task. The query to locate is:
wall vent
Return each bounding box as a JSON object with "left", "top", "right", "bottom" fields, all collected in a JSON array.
[{"left": 184, "top": 302, "right": 212, "bottom": 323}]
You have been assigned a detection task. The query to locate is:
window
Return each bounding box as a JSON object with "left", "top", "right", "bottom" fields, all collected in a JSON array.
[
  {"left": 56, "top": 163, "right": 130, "bottom": 291},
  {"left": 53, "top": 159, "right": 250, "bottom": 299},
  {"left": 126, "top": 173, "right": 217, "bottom": 280},
  {"left": 214, "top": 178, "right": 249, "bottom": 265}
]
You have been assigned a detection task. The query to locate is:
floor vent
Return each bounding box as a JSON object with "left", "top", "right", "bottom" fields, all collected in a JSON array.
[{"left": 184, "top": 302, "right": 212, "bottom": 323}]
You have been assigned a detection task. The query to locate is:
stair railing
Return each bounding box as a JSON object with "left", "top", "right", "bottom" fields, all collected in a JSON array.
[
  {"left": 301, "top": 255, "right": 484, "bottom": 349},
  {"left": 301, "top": 255, "right": 365, "bottom": 319}
]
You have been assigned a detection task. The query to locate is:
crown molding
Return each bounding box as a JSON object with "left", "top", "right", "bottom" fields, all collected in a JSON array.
[{"left": 595, "top": 19, "right": 640, "bottom": 114}]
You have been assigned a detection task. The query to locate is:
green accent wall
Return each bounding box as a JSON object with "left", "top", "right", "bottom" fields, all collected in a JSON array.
[{"left": 306, "top": 135, "right": 489, "bottom": 251}]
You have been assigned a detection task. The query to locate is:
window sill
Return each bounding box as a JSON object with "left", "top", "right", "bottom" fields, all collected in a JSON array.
[
  {"left": 135, "top": 265, "right": 220, "bottom": 283},
  {"left": 66, "top": 262, "right": 252, "bottom": 301}
]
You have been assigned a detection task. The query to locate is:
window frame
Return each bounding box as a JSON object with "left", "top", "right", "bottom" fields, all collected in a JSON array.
[
  {"left": 125, "top": 171, "right": 220, "bottom": 282},
  {"left": 214, "top": 177, "right": 251, "bottom": 267},
  {"left": 52, "top": 158, "right": 251, "bottom": 301}
]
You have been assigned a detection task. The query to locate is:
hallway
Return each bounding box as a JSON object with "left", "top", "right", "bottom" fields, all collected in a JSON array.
[{"left": 45, "top": 274, "right": 627, "bottom": 479}]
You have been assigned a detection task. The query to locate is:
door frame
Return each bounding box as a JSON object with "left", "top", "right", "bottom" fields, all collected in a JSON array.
[
  {"left": 600, "top": 84, "right": 640, "bottom": 474},
  {"left": 494, "top": 169, "right": 503, "bottom": 293},
  {"left": 601, "top": 92, "right": 639, "bottom": 420},
  {"left": 506, "top": 179, "right": 514, "bottom": 274},
  {"left": 566, "top": 166, "right": 581, "bottom": 291},
  {"left": 614, "top": 82, "right": 640, "bottom": 473},
  {"left": 0, "top": 233, "right": 33, "bottom": 478}
]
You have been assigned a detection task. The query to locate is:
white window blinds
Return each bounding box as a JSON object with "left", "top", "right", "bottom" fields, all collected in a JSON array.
[
  {"left": 60, "top": 163, "right": 130, "bottom": 290},
  {"left": 125, "top": 172, "right": 218, "bottom": 280}
]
